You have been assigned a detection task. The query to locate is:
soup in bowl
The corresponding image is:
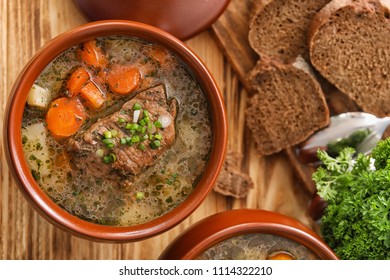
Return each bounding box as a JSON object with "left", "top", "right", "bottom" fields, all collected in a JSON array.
[
  {"left": 4, "top": 21, "right": 227, "bottom": 242},
  {"left": 159, "top": 209, "right": 338, "bottom": 259}
]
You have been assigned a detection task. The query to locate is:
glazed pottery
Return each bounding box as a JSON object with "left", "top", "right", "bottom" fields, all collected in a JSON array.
[{"left": 3, "top": 20, "right": 227, "bottom": 242}]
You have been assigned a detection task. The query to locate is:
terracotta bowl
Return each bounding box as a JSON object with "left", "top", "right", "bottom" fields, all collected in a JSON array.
[
  {"left": 73, "top": 0, "right": 231, "bottom": 40},
  {"left": 3, "top": 20, "right": 227, "bottom": 242},
  {"left": 159, "top": 209, "right": 338, "bottom": 259}
]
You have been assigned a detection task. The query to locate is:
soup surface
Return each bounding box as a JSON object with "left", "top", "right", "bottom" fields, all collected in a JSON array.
[
  {"left": 21, "top": 36, "right": 212, "bottom": 226},
  {"left": 197, "top": 233, "right": 318, "bottom": 260}
]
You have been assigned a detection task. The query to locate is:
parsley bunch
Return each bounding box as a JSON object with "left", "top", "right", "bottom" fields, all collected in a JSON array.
[{"left": 313, "top": 139, "right": 390, "bottom": 260}]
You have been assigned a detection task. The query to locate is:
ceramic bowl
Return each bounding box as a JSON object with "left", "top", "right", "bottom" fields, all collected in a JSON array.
[
  {"left": 159, "top": 209, "right": 338, "bottom": 259},
  {"left": 73, "top": 0, "right": 231, "bottom": 40},
  {"left": 3, "top": 20, "right": 227, "bottom": 242}
]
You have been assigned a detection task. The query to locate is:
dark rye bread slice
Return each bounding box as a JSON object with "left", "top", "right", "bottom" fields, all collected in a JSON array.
[
  {"left": 214, "top": 151, "right": 254, "bottom": 198},
  {"left": 248, "top": 0, "right": 331, "bottom": 63},
  {"left": 245, "top": 57, "right": 329, "bottom": 156},
  {"left": 309, "top": 0, "right": 390, "bottom": 117}
]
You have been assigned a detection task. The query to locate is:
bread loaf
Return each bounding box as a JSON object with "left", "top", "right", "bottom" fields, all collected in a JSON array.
[
  {"left": 248, "top": 0, "right": 331, "bottom": 63},
  {"left": 309, "top": 0, "right": 390, "bottom": 117},
  {"left": 245, "top": 57, "right": 329, "bottom": 156}
]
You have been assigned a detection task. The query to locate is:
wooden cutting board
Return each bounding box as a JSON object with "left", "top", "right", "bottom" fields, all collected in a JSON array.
[
  {"left": 211, "top": 0, "right": 258, "bottom": 91},
  {"left": 211, "top": 0, "right": 361, "bottom": 196}
]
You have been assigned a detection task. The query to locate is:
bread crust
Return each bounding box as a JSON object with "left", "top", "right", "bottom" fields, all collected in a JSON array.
[
  {"left": 308, "top": 0, "right": 390, "bottom": 116},
  {"left": 249, "top": 0, "right": 331, "bottom": 63},
  {"left": 246, "top": 57, "right": 329, "bottom": 156},
  {"left": 308, "top": 0, "right": 389, "bottom": 49}
]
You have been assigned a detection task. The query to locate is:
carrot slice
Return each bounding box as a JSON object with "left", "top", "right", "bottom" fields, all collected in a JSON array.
[
  {"left": 106, "top": 65, "right": 141, "bottom": 95},
  {"left": 148, "top": 45, "right": 169, "bottom": 65},
  {"left": 79, "top": 81, "right": 106, "bottom": 110},
  {"left": 78, "top": 40, "right": 108, "bottom": 69},
  {"left": 46, "top": 97, "right": 87, "bottom": 140},
  {"left": 66, "top": 67, "right": 90, "bottom": 97}
]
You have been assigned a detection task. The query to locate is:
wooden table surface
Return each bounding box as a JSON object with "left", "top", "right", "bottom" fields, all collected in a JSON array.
[{"left": 0, "top": 0, "right": 315, "bottom": 260}]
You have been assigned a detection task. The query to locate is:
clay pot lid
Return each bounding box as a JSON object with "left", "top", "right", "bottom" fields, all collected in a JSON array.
[{"left": 73, "top": 0, "right": 231, "bottom": 40}]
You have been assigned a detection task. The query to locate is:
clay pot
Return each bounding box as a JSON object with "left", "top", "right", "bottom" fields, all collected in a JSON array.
[
  {"left": 160, "top": 209, "right": 338, "bottom": 259},
  {"left": 73, "top": 0, "right": 231, "bottom": 40},
  {"left": 3, "top": 20, "right": 227, "bottom": 242}
]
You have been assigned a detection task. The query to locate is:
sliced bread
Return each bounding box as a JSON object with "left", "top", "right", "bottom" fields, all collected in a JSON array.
[
  {"left": 214, "top": 151, "right": 254, "bottom": 198},
  {"left": 309, "top": 0, "right": 390, "bottom": 117},
  {"left": 248, "top": 0, "right": 331, "bottom": 63},
  {"left": 245, "top": 57, "right": 329, "bottom": 156}
]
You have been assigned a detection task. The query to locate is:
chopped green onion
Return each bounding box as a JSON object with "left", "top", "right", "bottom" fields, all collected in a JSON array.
[
  {"left": 150, "top": 140, "right": 161, "bottom": 149},
  {"left": 118, "top": 117, "right": 126, "bottom": 123},
  {"left": 143, "top": 116, "right": 150, "bottom": 124},
  {"left": 154, "top": 133, "right": 163, "bottom": 140},
  {"left": 109, "top": 153, "right": 117, "bottom": 162},
  {"left": 103, "top": 130, "right": 112, "bottom": 139},
  {"left": 120, "top": 138, "right": 127, "bottom": 145},
  {"left": 102, "top": 138, "right": 113, "bottom": 145},
  {"left": 131, "top": 135, "right": 140, "bottom": 143},
  {"left": 103, "top": 156, "right": 111, "bottom": 164},
  {"left": 133, "top": 103, "right": 142, "bottom": 110},
  {"left": 135, "top": 191, "right": 144, "bottom": 200},
  {"left": 126, "top": 123, "right": 139, "bottom": 131},
  {"left": 106, "top": 143, "right": 115, "bottom": 149},
  {"left": 143, "top": 110, "right": 149, "bottom": 117},
  {"left": 141, "top": 134, "right": 149, "bottom": 141},
  {"left": 111, "top": 129, "right": 118, "bottom": 137},
  {"left": 154, "top": 120, "right": 162, "bottom": 128},
  {"left": 140, "top": 127, "right": 147, "bottom": 134},
  {"left": 139, "top": 119, "right": 146, "bottom": 127},
  {"left": 125, "top": 137, "right": 132, "bottom": 143},
  {"left": 96, "top": 149, "right": 104, "bottom": 157},
  {"left": 139, "top": 143, "right": 146, "bottom": 151}
]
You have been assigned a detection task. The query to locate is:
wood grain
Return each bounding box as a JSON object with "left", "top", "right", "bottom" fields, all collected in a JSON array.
[
  {"left": 1, "top": 0, "right": 315, "bottom": 260},
  {"left": 211, "top": 0, "right": 259, "bottom": 91}
]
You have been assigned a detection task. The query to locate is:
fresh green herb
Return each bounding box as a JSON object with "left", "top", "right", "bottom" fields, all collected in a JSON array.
[
  {"left": 133, "top": 103, "right": 142, "bottom": 110},
  {"left": 139, "top": 119, "right": 146, "bottom": 127},
  {"left": 135, "top": 191, "right": 144, "bottom": 200},
  {"left": 150, "top": 140, "right": 161, "bottom": 149},
  {"left": 154, "top": 133, "right": 163, "bottom": 140},
  {"left": 138, "top": 143, "right": 146, "bottom": 151},
  {"left": 103, "top": 156, "right": 111, "bottom": 164},
  {"left": 154, "top": 120, "right": 162, "bottom": 128},
  {"left": 102, "top": 138, "right": 114, "bottom": 149},
  {"left": 166, "top": 173, "right": 179, "bottom": 185},
  {"left": 31, "top": 169, "right": 40, "bottom": 181},
  {"left": 312, "top": 138, "right": 390, "bottom": 260},
  {"left": 96, "top": 149, "right": 104, "bottom": 157},
  {"left": 327, "top": 129, "right": 370, "bottom": 157},
  {"left": 103, "top": 130, "right": 112, "bottom": 139},
  {"left": 131, "top": 135, "right": 140, "bottom": 143},
  {"left": 103, "top": 153, "right": 117, "bottom": 164},
  {"left": 109, "top": 153, "right": 117, "bottom": 162},
  {"left": 118, "top": 117, "right": 126, "bottom": 123}
]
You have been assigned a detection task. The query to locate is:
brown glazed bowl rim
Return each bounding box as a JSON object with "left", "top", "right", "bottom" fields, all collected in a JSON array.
[
  {"left": 159, "top": 209, "right": 338, "bottom": 259},
  {"left": 3, "top": 20, "right": 227, "bottom": 242}
]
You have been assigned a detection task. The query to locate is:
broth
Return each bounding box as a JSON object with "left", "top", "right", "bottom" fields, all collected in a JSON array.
[
  {"left": 21, "top": 36, "right": 212, "bottom": 226},
  {"left": 197, "top": 233, "right": 318, "bottom": 260}
]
